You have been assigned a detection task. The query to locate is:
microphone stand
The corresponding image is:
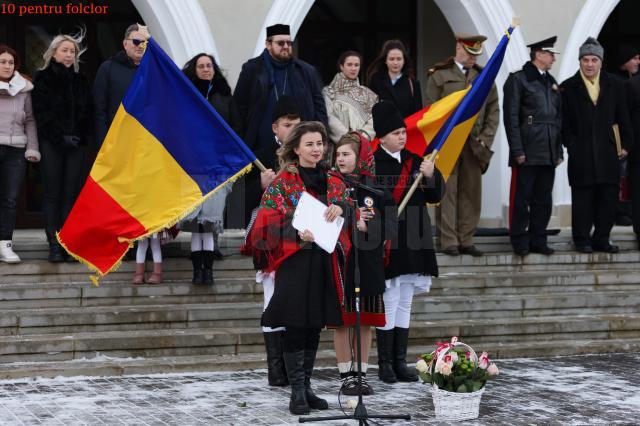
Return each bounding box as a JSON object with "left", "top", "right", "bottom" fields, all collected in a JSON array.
[{"left": 300, "top": 175, "right": 410, "bottom": 425}]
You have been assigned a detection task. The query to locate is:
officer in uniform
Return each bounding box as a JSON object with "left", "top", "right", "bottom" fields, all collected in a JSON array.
[
  {"left": 503, "top": 36, "right": 564, "bottom": 256},
  {"left": 426, "top": 34, "right": 500, "bottom": 256}
]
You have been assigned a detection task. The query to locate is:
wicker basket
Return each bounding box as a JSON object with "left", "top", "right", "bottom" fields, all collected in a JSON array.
[{"left": 429, "top": 339, "right": 485, "bottom": 421}]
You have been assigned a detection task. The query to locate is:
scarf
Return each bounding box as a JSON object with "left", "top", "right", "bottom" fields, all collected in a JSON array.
[
  {"left": 324, "top": 72, "right": 378, "bottom": 118},
  {"left": 580, "top": 70, "right": 600, "bottom": 105},
  {"left": 338, "top": 131, "right": 375, "bottom": 181}
]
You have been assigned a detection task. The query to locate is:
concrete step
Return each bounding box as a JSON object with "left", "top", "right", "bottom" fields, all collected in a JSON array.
[
  {"left": 2, "top": 289, "right": 639, "bottom": 335},
  {"left": 2, "top": 314, "right": 639, "bottom": 362},
  {"left": 1, "top": 268, "right": 640, "bottom": 309},
  {"left": 1, "top": 335, "right": 640, "bottom": 379}
]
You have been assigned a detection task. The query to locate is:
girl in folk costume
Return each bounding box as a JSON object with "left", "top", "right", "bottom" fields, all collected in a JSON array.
[
  {"left": 332, "top": 131, "right": 397, "bottom": 395},
  {"left": 323, "top": 51, "right": 378, "bottom": 143},
  {"left": 247, "top": 121, "right": 351, "bottom": 415},
  {"left": 371, "top": 101, "right": 444, "bottom": 383},
  {"left": 132, "top": 229, "right": 175, "bottom": 285}
]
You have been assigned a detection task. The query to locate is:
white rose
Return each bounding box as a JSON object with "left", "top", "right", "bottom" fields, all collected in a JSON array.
[
  {"left": 449, "top": 352, "right": 459, "bottom": 363},
  {"left": 416, "top": 359, "right": 429, "bottom": 373},
  {"left": 487, "top": 363, "right": 499, "bottom": 376},
  {"left": 346, "top": 399, "right": 358, "bottom": 409},
  {"left": 439, "top": 362, "right": 453, "bottom": 376}
]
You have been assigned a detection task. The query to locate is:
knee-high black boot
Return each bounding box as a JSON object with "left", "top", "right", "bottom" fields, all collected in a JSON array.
[
  {"left": 303, "top": 349, "right": 328, "bottom": 410},
  {"left": 264, "top": 331, "right": 288, "bottom": 386},
  {"left": 283, "top": 350, "right": 309, "bottom": 415},
  {"left": 376, "top": 328, "right": 398, "bottom": 383},
  {"left": 393, "top": 327, "right": 418, "bottom": 382},
  {"left": 191, "top": 251, "right": 204, "bottom": 284},
  {"left": 202, "top": 250, "right": 215, "bottom": 285}
]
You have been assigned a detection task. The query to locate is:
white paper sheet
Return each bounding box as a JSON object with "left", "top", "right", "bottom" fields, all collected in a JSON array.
[{"left": 292, "top": 192, "right": 344, "bottom": 254}]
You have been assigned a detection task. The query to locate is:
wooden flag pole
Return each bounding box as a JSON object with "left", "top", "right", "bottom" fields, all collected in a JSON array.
[
  {"left": 253, "top": 158, "right": 268, "bottom": 173},
  {"left": 397, "top": 149, "right": 438, "bottom": 215}
]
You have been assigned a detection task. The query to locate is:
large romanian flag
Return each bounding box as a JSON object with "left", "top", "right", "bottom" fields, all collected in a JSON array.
[
  {"left": 373, "top": 25, "right": 514, "bottom": 181},
  {"left": 59, "top": 38, "right": 255, "bottom": 280}
]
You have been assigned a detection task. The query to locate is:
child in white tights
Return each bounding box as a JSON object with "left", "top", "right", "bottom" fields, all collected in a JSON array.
[{"left": 132, "top": 234, "right": 164, "bottom": 284}]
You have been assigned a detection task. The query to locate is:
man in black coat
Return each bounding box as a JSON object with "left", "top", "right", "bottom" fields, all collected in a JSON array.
[
  {"left": 93, "top": 24, "right": 148, "bottom": 146},
  {"left": 233, "top": 24, "right": 327, "bottom": 155},
  {"left": 504, "top": 36, "right": 563, "bottom": 256},
  {"left": 561, "top": 37, "right": 633, "bottom": 253},
  {"left": 624, "top": 74, "right": 640, "bottom": 248}
]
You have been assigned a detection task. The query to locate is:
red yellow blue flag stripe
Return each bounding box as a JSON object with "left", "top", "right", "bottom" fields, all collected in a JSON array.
[{"left": 58, "top": 38, "right": 256, "bottom": 280}]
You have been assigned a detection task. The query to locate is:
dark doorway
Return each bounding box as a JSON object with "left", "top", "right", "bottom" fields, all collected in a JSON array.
[
  {"left": 599, "top": 0, "right": 640, "bottom": 73},
  {"left": 296, "top": 0, "right": 418, "bottom": 85},
  {"left": 0, "top": 0, "right": 143, "bottom": 228}
]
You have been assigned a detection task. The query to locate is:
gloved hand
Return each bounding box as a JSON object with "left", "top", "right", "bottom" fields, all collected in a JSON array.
[{"left": 62, "top": 135, "right": 81, "bottom": 149}]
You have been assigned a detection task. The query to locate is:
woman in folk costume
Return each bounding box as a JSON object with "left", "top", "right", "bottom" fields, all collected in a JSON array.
[
  {"left": 332, "top": 131, "right": 396, "bottom": 395},
  {"left": 323, "top": 51, "right": 378, "bottom": 143},
  {"left": 372, "top": 101, "right": 444, "bottom": 383},
  {"left": 247, "top": 121, "right": 351, "bottom": 415}
]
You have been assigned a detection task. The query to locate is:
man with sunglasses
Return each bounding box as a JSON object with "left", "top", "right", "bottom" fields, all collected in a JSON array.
[
  {"left": 234, "top": 24, "right": 327, "bottom": 182},
  {"left": 94, "top": 23, "right": 149, "bottom": 147}
]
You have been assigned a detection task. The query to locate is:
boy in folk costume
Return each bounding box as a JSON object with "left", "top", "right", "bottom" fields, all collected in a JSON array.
[{"left": 372, "top": 101, "right": 445, "bottom": 383}]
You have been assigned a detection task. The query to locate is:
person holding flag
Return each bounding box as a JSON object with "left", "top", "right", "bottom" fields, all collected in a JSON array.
[
  {"left": 426, "top": 34, "right": 500, "bottom": 257},
  {"left": 372, "top": 101, "right": 444, "bottom": 383}
]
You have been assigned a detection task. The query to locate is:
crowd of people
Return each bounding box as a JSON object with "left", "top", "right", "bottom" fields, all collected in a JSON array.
[{"left": 2, "top": 21, "right": 640, "bottom": 414}]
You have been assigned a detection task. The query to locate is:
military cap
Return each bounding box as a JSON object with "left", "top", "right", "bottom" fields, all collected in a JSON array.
[
  {"left": 456, "top": 33, "right": 487, "bottom": 55},
  {"left": 615, "top": 44, "right": 639, "bottom": 68},
  {"left": 527, "top": 36, "right": 560, "bottom": 54},
  {"left": 266, "top": 24, "right": 290, "bottom": 38},
  {"left": 272, "top": 95, "right": 299, "bottom": 123}
]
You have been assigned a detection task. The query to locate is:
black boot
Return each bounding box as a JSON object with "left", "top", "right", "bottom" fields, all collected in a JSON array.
[
  {"left": 303, "top": 349, "right": 328, "bottom": 410},
  {"left": 46, "top": 229, "right": 65, "bottom": 263},
  {"left": 393, "top": 327, "right": 418, "bottom": 382},
  {"left": 376, "top": 329, "right": 397, "bottom": 383},
  {"left": 202, "top": 250, "right": 215, "bottom": 285},
  {"left": 191, "top": 251, "right": 204, "bottom": 284},
  {"left": 264, "top": 332, "right": 288, "bottom": 386},
  {"left": 283, "top": 350, "right": 309, "bottom": 415}
]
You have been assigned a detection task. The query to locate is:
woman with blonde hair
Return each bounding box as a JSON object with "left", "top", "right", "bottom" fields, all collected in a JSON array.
[{"left": 32, "top": 31, "right": 92, "bottom": 262}]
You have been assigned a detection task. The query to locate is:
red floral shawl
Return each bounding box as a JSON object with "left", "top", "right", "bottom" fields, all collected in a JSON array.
[{"left": 246, "top": 164, "right": 352, "bottom": 274}]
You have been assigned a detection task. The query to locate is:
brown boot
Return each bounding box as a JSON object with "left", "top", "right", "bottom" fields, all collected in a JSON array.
[
  {"left": 146, "top": 262, "right": 162, "bottom": 284},
  {"left": 132, "top": 263, "right": 145, "bottom": 284}
]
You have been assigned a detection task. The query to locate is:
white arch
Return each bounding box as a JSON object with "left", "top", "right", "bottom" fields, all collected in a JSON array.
[
  {"left": 131, "top": 0, "right": 220, "bottom": 67},
  {"left": 253, "top": 0, "right": 316, "bottom": 57}
]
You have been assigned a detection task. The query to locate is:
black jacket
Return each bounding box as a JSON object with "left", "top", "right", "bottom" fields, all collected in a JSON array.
[
  {"left": 373, "top": 148, "right": 443, "bottom": 279},
  {"left": 93, "top": 50, "right": 138, "bottom": 146},
  {"left": 625, "top": 75, "right": 640, "bottom": 163},
  {"left": 32, "top": 60, "right": 92, "bottom": 146},
  {"left": 504, "top": 61, "right": 563, "bottom": 167},
  {"left": 368, "top": 72, "right": 423, "bottom": 118},
  {"left": 233, "top": 52, "right": 327, "bottom": 152},
  {"left": 561, "top": 71, "right": 633, "bottom": 187}
]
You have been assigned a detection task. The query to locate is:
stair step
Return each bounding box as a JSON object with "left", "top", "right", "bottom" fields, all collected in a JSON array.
[{"left": 2, "top": 336, "right": 640, "bottom": 379}]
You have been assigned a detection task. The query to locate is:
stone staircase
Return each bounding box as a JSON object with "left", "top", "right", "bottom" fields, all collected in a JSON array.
[{"left": 0, "top": 228, "right": 639, "bottom": 378}]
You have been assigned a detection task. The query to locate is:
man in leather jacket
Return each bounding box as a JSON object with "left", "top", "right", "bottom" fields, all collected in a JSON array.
[{"left": 503, "top": 36, "right": 564, "bottom": 256}]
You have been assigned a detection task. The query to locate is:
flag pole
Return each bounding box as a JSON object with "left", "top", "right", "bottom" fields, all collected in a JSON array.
[
  {"left": 397, "top": 149, "right": 438, "bottom": 215},
  {"left": 253, "top": 159, "right": 268, "bottom": 173}
]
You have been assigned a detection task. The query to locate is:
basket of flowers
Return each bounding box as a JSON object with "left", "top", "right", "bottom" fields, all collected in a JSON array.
[{"left": 415, "top": 337, "right": 499, "bottom": 421}]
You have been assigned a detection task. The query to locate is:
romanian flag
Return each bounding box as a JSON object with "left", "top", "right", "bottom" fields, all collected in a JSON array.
[
  {"left": 58, "top": 38, "right": 255, "bottom": 281},
  {"left": 372, "top": 25, "right": 514, "bottom": 181}
]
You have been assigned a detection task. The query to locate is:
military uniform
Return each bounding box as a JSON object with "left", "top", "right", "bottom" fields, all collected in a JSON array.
[
  {"left": 425, "top": 34, "right": 500, "bottom": 255},
  {"left": 503, "top": 37, "right": 563, "bottom": 256}
]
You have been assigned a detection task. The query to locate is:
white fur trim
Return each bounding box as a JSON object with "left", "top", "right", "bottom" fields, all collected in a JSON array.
[{"left": 25, "top": 149, "right": 40, "bottom": 162}]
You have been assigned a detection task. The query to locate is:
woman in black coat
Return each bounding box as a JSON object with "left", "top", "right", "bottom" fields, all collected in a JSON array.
[
  {"left": 180, "top": 53, "right": 243, "bottom": 283},
  {"left": 366, "top": 40, "right": 423, "bottom": 118},
  {"left": 371, "top": 101, "right": 444, "bottom": 384},
  {"left": 561, "top": 39, "right": 633, "bottom": 253},
  {"left": 32, "top": 33, "right": 92, "bottom": 263}
]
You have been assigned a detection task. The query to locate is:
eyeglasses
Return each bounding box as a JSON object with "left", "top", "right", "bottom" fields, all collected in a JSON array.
[
  {"left": 126, "top": 38, "right": 145, "bottom": 46},
  {"left": 271, "top": 40, "right": 293, "bottom": 47}
]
